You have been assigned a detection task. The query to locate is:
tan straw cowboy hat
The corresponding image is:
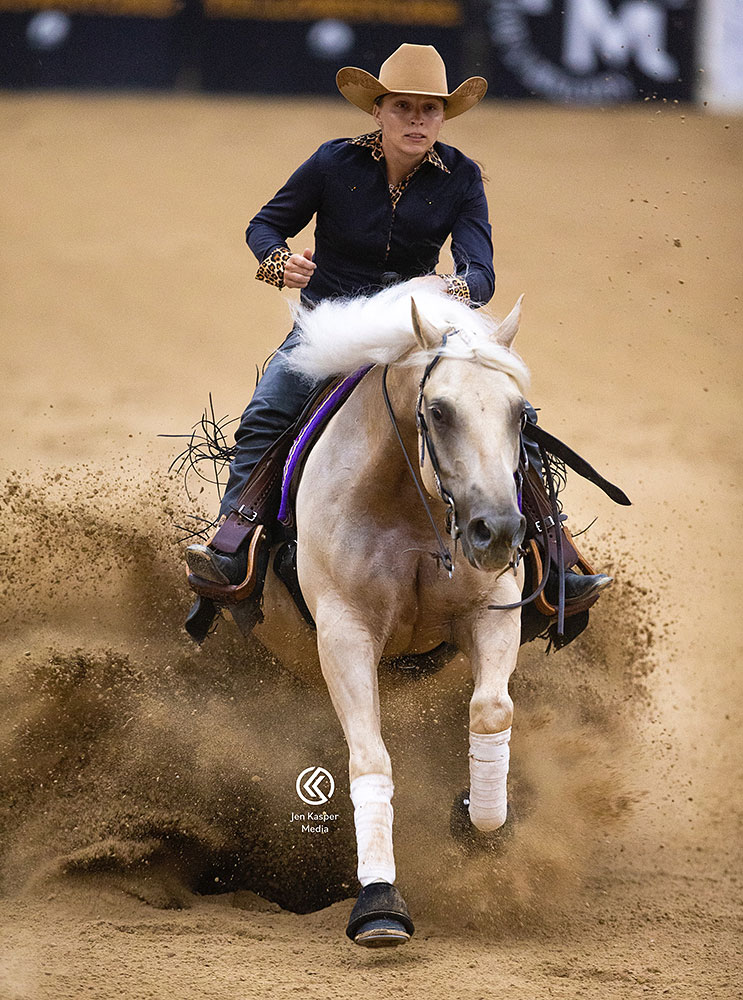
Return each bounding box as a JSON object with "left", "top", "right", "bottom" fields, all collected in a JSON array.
[{"left": 336, "top": 43, "right": 487, "bottom": 120}]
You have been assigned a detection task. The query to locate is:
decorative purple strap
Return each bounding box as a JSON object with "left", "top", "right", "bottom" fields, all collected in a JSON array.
[{"left": 278, "top": 366, "right": 373, "bottom": 525}]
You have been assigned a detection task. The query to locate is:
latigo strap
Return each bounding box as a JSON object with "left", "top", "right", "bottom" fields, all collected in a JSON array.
[{"left": 209, "top": 426, "right": 297, "bottom": 555}]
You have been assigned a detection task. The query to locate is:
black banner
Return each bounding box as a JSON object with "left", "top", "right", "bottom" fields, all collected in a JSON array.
[
  {"left": 0, "top": 4, "right": 178, "bottom": 87},
  {"left": 485, "top": 0, "right": 697, "bottom": 103},
  {"left": 200, "top": 19, "right": 460, "bottom": 95},
  {"left": 0, "top": 0, "right": 697, "bottom": 102}
]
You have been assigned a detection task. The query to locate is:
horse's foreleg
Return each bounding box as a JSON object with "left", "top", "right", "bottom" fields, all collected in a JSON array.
[
  {"left": 459, "top": 603, "right": 522, "bottom": 832},
  {"left": 314, "top": 600, "right": 395, "bottom": 886},
  {"left": 315, "top": 600, "right": 414, "bottom": 947}
]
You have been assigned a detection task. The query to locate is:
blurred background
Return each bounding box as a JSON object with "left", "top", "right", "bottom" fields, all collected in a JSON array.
[{"left": 0, "top": 0, "right": 741, "bottom": 110}]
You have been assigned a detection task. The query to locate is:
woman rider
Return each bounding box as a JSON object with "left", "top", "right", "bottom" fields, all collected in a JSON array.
[{"left": 185, "top": 43, "right": 609, "bottom": 608}]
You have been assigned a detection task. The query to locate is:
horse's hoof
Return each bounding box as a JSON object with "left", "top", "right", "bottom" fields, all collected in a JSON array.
[
  {"left": 345, "top": 881, "right": 414, "bottom": 948},
  {"left": 449, "top": 790, "right": 513, "bottom": 853},
  {"left": 352, "top": 917, "right": 412, "bottom": 948}
]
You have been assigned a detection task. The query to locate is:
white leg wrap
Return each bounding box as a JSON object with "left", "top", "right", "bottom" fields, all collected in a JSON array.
[
  {"left": 468, "top": 727, "right": 511, "bottom": 831},
  {"left": 349, "top": 773, "right": 396, "bottom": 887}
]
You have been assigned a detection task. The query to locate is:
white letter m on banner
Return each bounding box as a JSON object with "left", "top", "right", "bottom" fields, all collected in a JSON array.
[{"left": 563, "top": 0, "right": 679, "bottom": 80}]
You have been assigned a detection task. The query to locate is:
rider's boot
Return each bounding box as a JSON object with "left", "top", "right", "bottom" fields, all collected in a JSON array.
[
  {"left": 185, "top": 521, "right": 271, "bottom": 640},
  {"left": 186, "top": 518, "right": 270, "bottom": 596},
  {"left": 547, "top": 567, "right": 612, "bottom": 607},
  {"left": 186, "top": 539, "right": 250, "bottom": 586}
]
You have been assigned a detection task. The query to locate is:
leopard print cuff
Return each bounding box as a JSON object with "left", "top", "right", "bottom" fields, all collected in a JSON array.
[
  {"left": 441, "top": 274, "right": 471, "bottom": 303},
  {"left": 256, "top": 246, "right": 292, "bottom": 289}
]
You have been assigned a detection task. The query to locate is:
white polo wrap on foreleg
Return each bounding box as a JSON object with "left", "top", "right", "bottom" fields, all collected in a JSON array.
[
  {"left": 350, "top": 773, "right": 396, "bottom": 887},
  {"left": 468, "top": 727, "right": 511, "bottom": 831}
]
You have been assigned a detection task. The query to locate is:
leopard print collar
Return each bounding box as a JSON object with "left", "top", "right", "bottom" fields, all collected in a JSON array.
[{"left": 348, "top": 131, "right": 450, "bottom": 174}]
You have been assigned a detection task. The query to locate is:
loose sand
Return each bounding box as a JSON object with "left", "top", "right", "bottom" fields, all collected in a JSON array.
[{"left": 0, "top": 94, "right": 741, "bottom": 999}]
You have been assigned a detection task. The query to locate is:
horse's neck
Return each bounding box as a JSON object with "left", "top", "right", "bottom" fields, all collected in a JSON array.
[{"left": 362, "top": 362, "right": 418, "bottom": 449}]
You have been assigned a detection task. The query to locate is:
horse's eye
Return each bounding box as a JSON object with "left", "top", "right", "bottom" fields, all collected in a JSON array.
[{"left": 428, "top": 399, "right": 451, "bottom": 427}]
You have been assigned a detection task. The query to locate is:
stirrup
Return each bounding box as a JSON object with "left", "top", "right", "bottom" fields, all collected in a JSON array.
[
  {"left": 526, "top": 526, "right": 606, "bottom": 618},
  {"left": 186, "top": 526, "right": 268, "bottom": 605}
]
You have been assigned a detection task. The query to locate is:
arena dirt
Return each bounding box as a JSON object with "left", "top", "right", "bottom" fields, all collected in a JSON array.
[{"left": 0, "top": 95, "right": 740, "bottom": 999}]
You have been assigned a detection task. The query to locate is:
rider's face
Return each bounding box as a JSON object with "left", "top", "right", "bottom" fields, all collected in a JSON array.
[{"left": 372, "top": 93, "right": 445, "bottom": 160}]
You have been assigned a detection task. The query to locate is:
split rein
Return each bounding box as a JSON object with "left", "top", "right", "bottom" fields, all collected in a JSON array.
[{"left": 381, "top": 339, "right": 558, "bottom": 617}]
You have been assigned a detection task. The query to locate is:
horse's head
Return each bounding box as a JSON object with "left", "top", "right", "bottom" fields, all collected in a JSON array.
[{"left": 411, "top": 297, "right": 527, "bottom": 574}]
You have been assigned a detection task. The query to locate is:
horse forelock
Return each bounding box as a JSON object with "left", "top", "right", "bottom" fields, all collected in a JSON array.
[
  {"left": 284, "top": 280, "right": 530, "bottom": 394},
  {"left": 409, "top": 333, "right": 530, "bottom": 396}
]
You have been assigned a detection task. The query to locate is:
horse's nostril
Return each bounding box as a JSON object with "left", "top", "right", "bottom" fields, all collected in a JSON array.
[{"left": 471, "top": 519, "right": 492, "bottom": 546}]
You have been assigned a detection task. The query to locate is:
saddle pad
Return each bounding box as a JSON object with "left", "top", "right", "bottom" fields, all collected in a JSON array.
[{"left": 277, "top": 365, "right": 373, "bottom": 526}]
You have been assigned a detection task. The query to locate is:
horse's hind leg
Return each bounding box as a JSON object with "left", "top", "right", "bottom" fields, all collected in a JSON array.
[{"left": 315, "top": 600, "right": 414, "bottom": 947}]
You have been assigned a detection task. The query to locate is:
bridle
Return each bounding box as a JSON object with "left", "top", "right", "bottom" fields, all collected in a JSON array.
[
  {"left": 382, "top": 358, "right": 456, "bottom": 577},
  {"left": 413, "top": 336, "right": 461, "bottom": 538},
  {"left": 381, "top": 337, "right": 556, "bottom": 612}
]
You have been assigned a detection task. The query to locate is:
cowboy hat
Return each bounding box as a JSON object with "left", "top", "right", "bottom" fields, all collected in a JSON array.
[{"left": 336, "top": 43, "right": 487, "bottom": 120}]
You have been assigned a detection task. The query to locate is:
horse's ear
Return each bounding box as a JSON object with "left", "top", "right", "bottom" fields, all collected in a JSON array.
[
  {"left": 411, "top": 297, "right": 440, "bottom": 350},
  {"left": 494, "top": 294, "right": 524, "bottom": 348}
]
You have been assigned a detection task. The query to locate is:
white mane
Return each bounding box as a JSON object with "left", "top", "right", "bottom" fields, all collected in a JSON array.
[{"left": 284, "top": 280, "right": 530, "bottom": 393}]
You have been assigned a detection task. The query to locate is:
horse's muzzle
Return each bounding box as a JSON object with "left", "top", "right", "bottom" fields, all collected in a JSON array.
[{"left": 462, "top": 510, "right": 526, "bottom": 572}]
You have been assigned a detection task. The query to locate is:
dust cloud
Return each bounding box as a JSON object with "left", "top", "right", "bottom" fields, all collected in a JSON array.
[{"left": 0, "top": 465, "right": 656, "bottom": 928}]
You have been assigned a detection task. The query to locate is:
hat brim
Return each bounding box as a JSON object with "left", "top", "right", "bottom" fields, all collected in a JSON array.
[{"left": 336, "top": 67, "right": 487, "bottom": 120}]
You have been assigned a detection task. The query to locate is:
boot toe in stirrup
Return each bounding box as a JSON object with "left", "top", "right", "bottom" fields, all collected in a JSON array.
[
  {"left": 564, "top": 571, "right": 612, "bottom": 604},
  {"left": 186, "top": 544, "right": 246, "bottom": 586}
]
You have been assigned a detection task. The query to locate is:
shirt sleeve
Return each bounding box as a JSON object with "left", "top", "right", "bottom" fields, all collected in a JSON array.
[
  {"left": 246, "top": 144, "right": 327, "bottom": 267},
  {"left": 255, "top": 246, "right": 293, "bottom": 288},
  {"left": 440, "top": 273, "right": 471, "bottom": 303},
  {"left": 450, "top": 165, "right": 496, "bottom": 306}
]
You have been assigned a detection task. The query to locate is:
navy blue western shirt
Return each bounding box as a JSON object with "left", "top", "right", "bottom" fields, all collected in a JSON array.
[{"left": 245, "top": 132, "right": 495, "bottom": 307}]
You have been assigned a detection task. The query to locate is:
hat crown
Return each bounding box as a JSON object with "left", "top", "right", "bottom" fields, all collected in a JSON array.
[
  {"left": 377, "top": 43, "right": 449, "bottom": 97},
  {"left": 335, "top": 43, "right": 487, "bottom": 119}
]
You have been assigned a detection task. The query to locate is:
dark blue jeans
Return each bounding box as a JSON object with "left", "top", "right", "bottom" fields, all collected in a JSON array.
[{"left": 219, "top": 327, "right": 322, "bottom": 518}]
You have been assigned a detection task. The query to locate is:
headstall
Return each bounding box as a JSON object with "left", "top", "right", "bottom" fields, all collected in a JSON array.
[
  {"left": 382, "top": 358, "right": 455, "bottom": 576},
  {"left": 381, "top": 334, "right": 558, "bottom": 617}
]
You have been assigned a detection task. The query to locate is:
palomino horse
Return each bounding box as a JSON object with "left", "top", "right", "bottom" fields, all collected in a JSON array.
[{"left": 248, "top": 281, "right": 529, "bottom": 947}]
